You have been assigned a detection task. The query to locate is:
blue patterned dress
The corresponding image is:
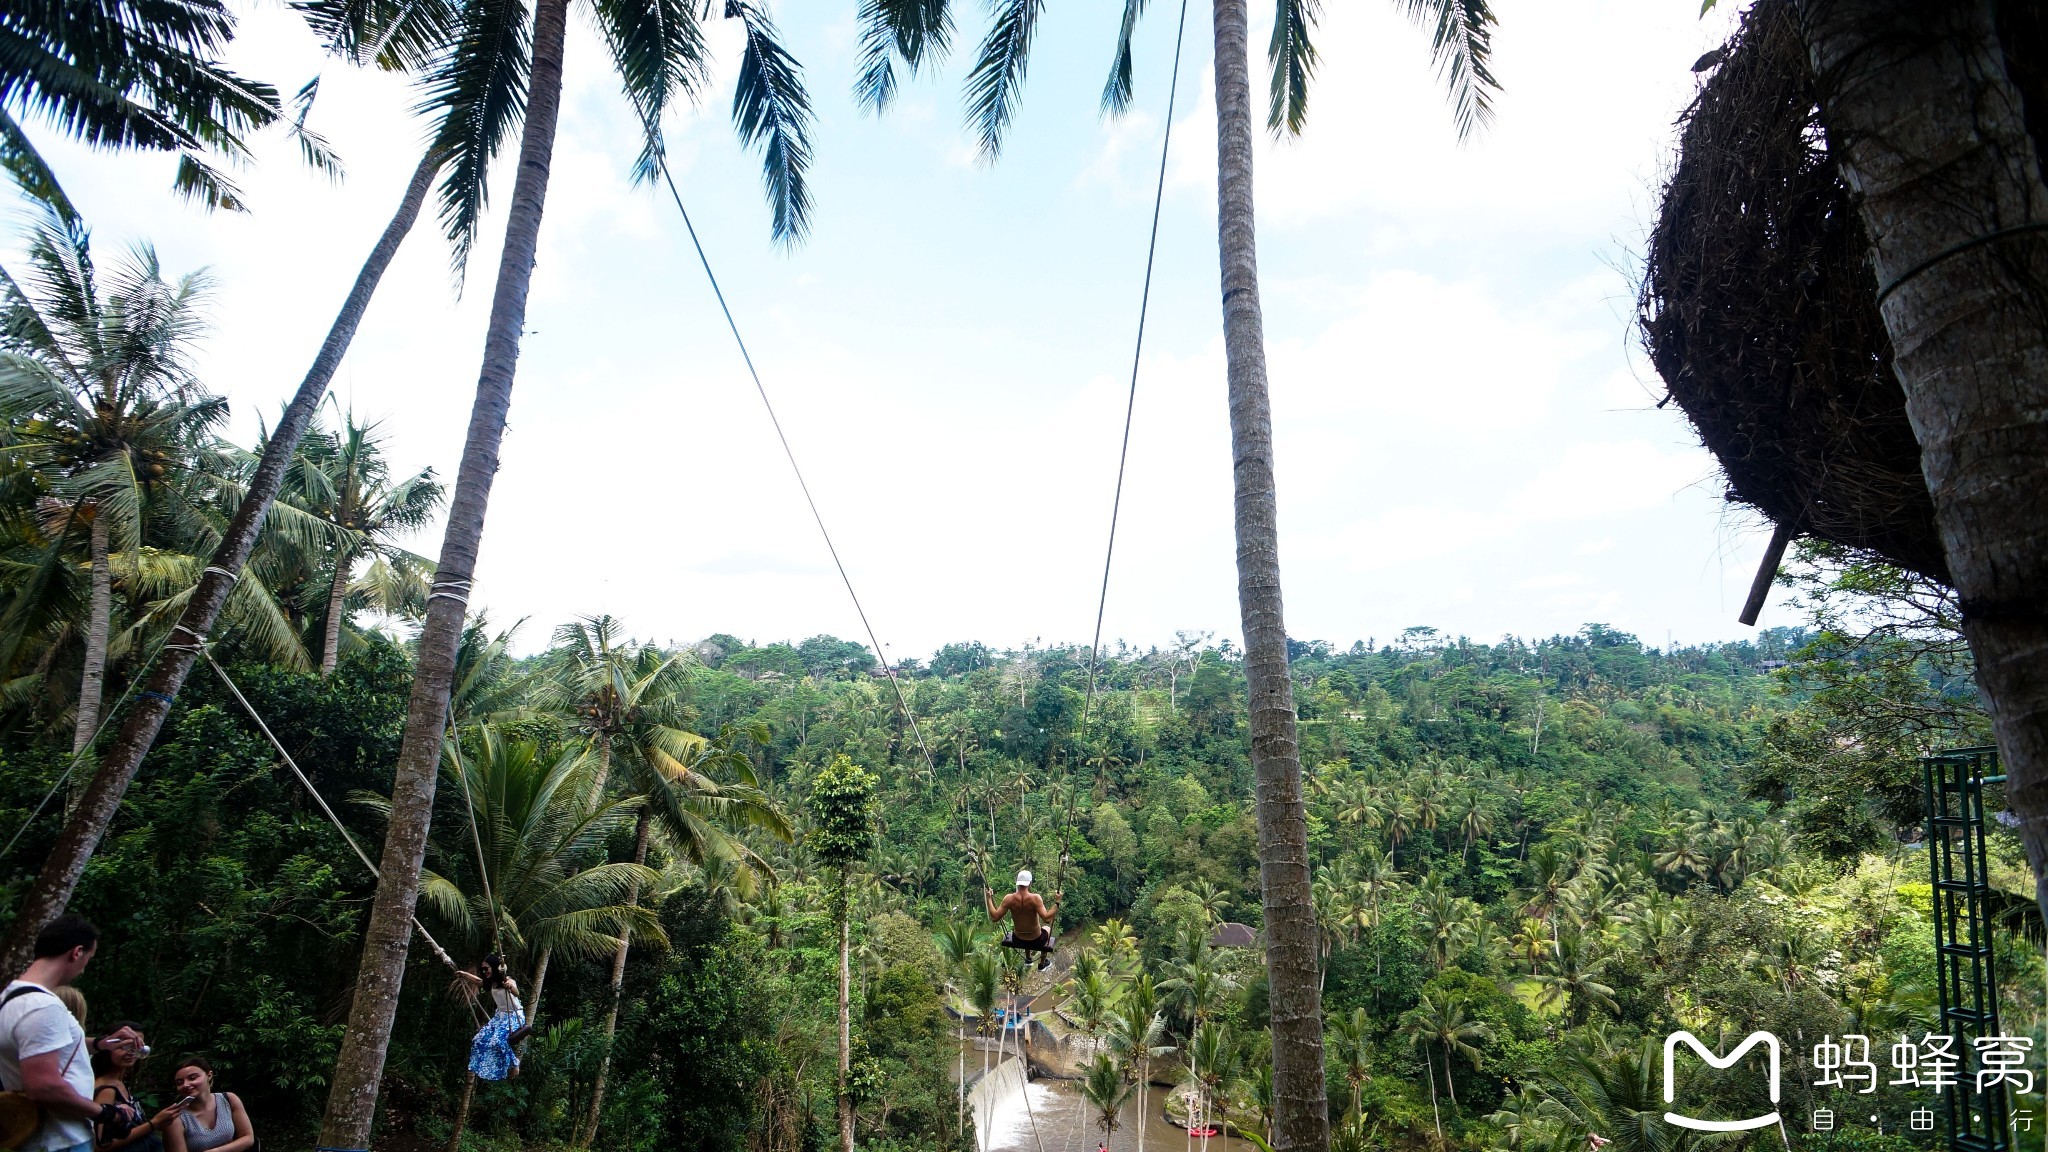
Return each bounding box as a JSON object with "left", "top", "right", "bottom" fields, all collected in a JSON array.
[{"left": 469, "top": 985, "right": 525, "bottom": 1081}]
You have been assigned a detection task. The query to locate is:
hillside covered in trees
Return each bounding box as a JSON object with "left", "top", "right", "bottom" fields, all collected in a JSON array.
[{"left": 3, "top": 602, "right": 2036, "bottom": 1152}]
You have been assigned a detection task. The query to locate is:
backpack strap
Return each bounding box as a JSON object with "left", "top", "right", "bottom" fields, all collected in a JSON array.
[{"left": 0, "top": 986, "right": 47, "bottom": 1009}]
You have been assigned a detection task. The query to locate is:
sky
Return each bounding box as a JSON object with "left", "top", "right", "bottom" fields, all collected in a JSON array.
[{"left": 23, "top": 0, "right": 1772, "bottom": 660}]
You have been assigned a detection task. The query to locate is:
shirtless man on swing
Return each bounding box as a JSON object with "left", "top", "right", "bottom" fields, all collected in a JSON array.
[{"left": 985, "top": 870, "right": 1060, "bottom": 971}]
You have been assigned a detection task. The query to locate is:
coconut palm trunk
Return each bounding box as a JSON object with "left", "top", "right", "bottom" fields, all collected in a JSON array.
[
  {"left": 1792, "top": 0, "right": 2048, "bottom": 923},
  {"left": 71, "top": 511, "right": 111, "bottom": 756},
  {"left": 0, "top": 147, "right": 443, "bottom": 977},
  {"left": 526, "top": 946, "right": 551, "bottom": 1018},
  {"left": 316, "top": 0, "right": 569, "bottom": 1142},
  {"left": 1209, "top": 0, "right": 1327, "bottom": 1145},
  {"left": 578, "top": 807, "right": 652, "bottom": 1146},
  {"left": 321, "top": 542, "right": 357, "bottom": 676}
]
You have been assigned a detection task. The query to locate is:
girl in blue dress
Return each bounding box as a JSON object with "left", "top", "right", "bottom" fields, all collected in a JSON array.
[{"left": 459, "top": 954, "right": 527, "bottom": 1080}]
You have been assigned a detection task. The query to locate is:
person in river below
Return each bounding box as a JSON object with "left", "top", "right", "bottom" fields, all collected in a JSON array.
[{"left": 984, "top": 870, "right": 1060, "bottom": 971}]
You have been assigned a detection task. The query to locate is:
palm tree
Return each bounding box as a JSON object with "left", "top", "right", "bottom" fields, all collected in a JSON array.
[
  {"left": 1787, "top": 1, "right": 2048, "bottom": 921},
  {"left": 1535, "top": 927, "right": 1618, "bottom": 1024},
  {"left": 1401, "top": 989, "right": 1491, "bottom": 1122},
  {"left": 0, "top": 1, "right": 456, "bottom": 977},
  {"left": 289, "top": 405, "right": 442, "bottom": 674},
  {"left": 937, "top": 920, "right": 983, "bottom": 1130},
  {"left": 316, "top": 0, "right": 820, "bottom": 1137},
  {"left": 1509, "top": 917, "right": 1551, "bottom": 976},
  {"left": 1106, "top": 976, "right": 1170, "bottom": 1152},
  {"left": 958, "top": 0, "right": 1503, "bottom": 1140},
  {"left": 966, "top": 947, "right": 1004, "bottom": 1152},
  {"left": 397, "top": 728, "right": 665, "bottom": 1151},
  {"left": 1537, "top": 1040, "right": 1686, "bottom": 1152},
  {"left": 1092, "top": 919, "right": 1140, "bottom": 972},
  {"left": 1457, "top": 792, "right": 1492, "bottom": 860},
  {"left": 577, "top": 720, "right": 787, "bottom": 1137},
  {"left": 1187, "top": 879, "right": 1232, "bottom": 925},
  {"left": 1487, "top": 1085, "right": 1565, "bottom": 1151},
  {"left": 1325, "top": 1007, "right": 1373, "bottom": 1120},
  {"left": 0, "top": 208, "right": 225, "bottom": 752},
  {"left": 1182, "top": 1022, "right": 1236, "bottom": 1148},
  {"left": 1159, "top": 949, "right": 1238, "bottom": 1027},
  {"left": 1078, "top": 1051, "right": 1137, "bottom": 1147},
  {"left": 0, "top": 0, "right": 292, "bottom": 211},
  {"left": 1067, "top": 959, "right": 1122, "bottom": 1050}
]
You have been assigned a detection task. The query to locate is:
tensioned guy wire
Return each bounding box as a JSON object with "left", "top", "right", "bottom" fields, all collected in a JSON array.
[
  {"left": 1084, "top": 0, "right": 1193, "bottom": 723},
  {"left": 653, "top": 157, "right": 938, "bottom": 779}
]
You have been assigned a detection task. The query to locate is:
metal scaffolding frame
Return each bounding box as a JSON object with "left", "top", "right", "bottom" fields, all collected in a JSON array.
[{"left": 1922, "top": 746, "right": 2010, "bottom": 1152}]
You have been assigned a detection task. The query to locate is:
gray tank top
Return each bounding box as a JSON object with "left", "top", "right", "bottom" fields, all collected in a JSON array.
[{"left": 179, "top": 1094, "right": 238, "bottom": 1151}]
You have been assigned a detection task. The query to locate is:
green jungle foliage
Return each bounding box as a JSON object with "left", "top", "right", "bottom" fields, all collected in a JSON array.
[
  {"left": 1, "top": 612, "right": 2038, "bottom": 1152},
  {"left": 0, "top": 239, "right": 2035, "bottom": 1149}
]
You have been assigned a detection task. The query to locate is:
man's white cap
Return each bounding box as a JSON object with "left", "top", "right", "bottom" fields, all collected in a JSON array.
[{"left": 1016, "top": 870, "right": 1033, "bottom": 887}]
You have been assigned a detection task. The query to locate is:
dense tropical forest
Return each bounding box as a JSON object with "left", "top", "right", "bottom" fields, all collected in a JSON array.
[
  {"left": 0, "top": 219, "right": 2038, "bottom": 1151},
  {"left": 5, "top": 1, "right": 2048, "bottom": 1150}
]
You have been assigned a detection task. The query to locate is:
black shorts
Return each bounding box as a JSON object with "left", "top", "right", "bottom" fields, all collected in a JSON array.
[{"left": 1002, "top": 928, "right": 1053, "bottom": 952}]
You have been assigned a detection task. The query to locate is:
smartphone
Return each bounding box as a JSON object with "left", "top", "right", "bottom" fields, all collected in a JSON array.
[{"left": 181, "top": 1095, "right": 198, "bottom": 1110}]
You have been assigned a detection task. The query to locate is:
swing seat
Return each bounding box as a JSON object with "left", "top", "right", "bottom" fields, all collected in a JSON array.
[{"left": 1001, "top": 928, "right": 1053, "bottom": 951}]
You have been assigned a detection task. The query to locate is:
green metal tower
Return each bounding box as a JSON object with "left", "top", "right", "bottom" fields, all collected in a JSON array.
[{"left": 1922, "top": 746, "right": 2009, "bottom": 1152}]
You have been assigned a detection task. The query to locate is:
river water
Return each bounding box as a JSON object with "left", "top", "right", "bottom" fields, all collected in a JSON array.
[{"left": 958, "top": 1040, "right": 1247, "bottom": 1152}]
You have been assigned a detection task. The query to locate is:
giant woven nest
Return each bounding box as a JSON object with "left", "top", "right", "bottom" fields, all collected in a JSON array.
[{"left": 1638, "top": 0, "right": 1946, "bottom": 583}]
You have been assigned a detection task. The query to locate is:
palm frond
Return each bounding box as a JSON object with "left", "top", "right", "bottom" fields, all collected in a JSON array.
[
  {"left": 588, "top": 0, "right": 708, "bottom": 182},
  {"left": 293, "top": 0, "right": 463, "bottom": 71},
  {"left": 1099, "top": 0, "right": 1146, "bottom": 116},
  {"left": 725, "top": 0, "right": 814, "bottom": 244},
  {"left": 853, "top": 0, "right": 953, "bottom": 114},
  {"left": 0, "top": 109, "right": 78, "bottom": 224},
  {"left": 1265, "top": 0, "right": 1318, "bottom": 135},
  {"left": 172, "top": 154, "right": 248, "bottom": 212},
  {"left": 962, "top": 0, "right": 1043, "bottom": 159},
  {"left": 287, "top": 77, "right": 347, "bottom": 181},
  {"left": 419, "top": 0, "right": 533, "bottom": 276},
  {"left": 1396, "top": 0, "right": 1498, "bottom": 139}
]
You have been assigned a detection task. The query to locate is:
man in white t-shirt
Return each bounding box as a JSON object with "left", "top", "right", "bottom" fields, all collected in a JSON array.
[{"left": 0, "top": 915, "right": 141, "bottom": 1152}]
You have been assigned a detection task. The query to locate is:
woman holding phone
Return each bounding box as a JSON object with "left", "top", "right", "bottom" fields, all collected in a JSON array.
[
  {"left": 158, "top": 1056, "right": 254, "bottom": 1152},
  {"left": 91, "top": 1022, "right": 164, "bottom": 1151}
]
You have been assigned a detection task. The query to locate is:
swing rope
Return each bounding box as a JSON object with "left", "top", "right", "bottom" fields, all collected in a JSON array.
[
  {"left": 1056, "top": 0, "right": 1192, "bottom": 916},
  {"left": 196, "top": 647, "right": 463, "bottom": 973},
  {"left": 1081, "top": 0, "right": 1191, "bottom": 729},
  {"left": 445, "top": 731, "right": 507, "bottom": 955},
  {"left": 652, "top": 154, "right": 938, "bottom": 782}
]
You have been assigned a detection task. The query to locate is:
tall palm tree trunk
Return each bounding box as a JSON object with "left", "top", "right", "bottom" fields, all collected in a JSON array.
[
  {"left": 526, "top": 946, "right": 551, "bottom": 1019},
  {"left": 70, "top": 512, "right": 111, "bottom": 756},
  {"left": 0, "top": 148, "right": 443, "bottom": 977},
  {"left": 1137, "top": 1057, "right": 1148, "bottom": 1152},
  {"left": 1210, "top": 0, "right": 1326, "bottom": 1146},
  {"left": 317, "top": 0, "right": 569, "bottom": 1139},
  {"left": 320, "top": 545, "right": 355, "bottom": 676},
  {"left": 579, "top": 807, "right": 650, "bottom": 1146},
  {"left": 1793, "top": 0, "right": 2048, "bottom": 923},
  {"left": 837, "top": 880, "right": 855, "bottom": 1152}
]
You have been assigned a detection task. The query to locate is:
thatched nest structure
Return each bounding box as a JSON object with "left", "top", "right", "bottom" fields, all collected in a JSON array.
[{"left": 1638, "top": 0, "right": 1946, "bottom": 584}]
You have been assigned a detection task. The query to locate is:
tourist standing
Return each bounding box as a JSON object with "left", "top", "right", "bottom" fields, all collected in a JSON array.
[
  {"left": 0, "top": 915, "right": 143, "bottom": 1152},
  {"left": 91, "top": 1023, "right": 163, "bottom": 1152}
]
